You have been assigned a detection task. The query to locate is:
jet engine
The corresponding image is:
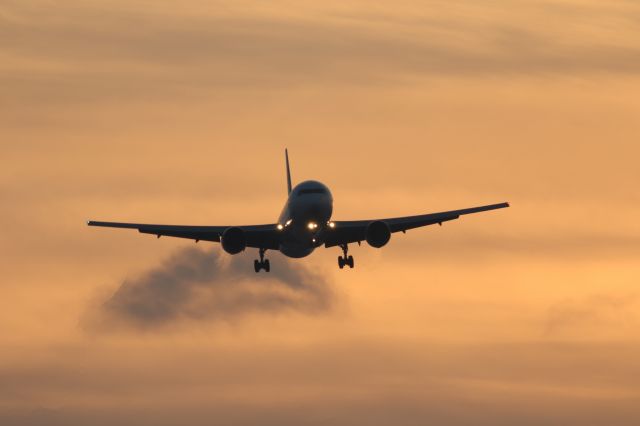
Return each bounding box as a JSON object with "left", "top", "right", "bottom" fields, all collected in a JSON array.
[
  {"left": 365, "top": 220, "right": 391, "bottom": 248},
  {"left": 221, "top": 227, "right": 246, "bottom": 254}
]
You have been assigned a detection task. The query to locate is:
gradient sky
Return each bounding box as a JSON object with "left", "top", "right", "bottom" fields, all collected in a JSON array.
[{"left": 2, "top": 0, "right": 640, "bottom": 424}]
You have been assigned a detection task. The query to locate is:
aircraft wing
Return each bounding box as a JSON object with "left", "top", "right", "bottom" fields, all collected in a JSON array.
[
  {"left": 87, "top": 221, "right": 282, "bottom": 250},
  {"left": 324, "top": 202, "right": 509, "bottom": 248}
]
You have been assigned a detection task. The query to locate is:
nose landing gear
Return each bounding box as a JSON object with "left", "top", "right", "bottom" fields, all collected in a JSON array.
[
  {"left": 254, "top": 248, "right": 270, "bottom": 273},
  {"left": 338, "top": 244, "right": 354, "bottom": 269}
]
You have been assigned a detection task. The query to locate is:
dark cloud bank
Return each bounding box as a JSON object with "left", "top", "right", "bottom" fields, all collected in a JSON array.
[{"left": 86, "top": 247, "right": 335, "bottom": 331}]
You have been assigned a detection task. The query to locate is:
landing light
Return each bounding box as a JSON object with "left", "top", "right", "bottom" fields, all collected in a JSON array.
[
  {"left": 285, "top": 219, "right": 292, "bottom": 226},
  {"left": 328, "top": 221, "right": 335, "bottom": 228},
  {"left": 277, "top": 224, "right": 284, "bottom": 230},
  {"left": 307, "top": 222, "right": 318, "bottom": 230}
]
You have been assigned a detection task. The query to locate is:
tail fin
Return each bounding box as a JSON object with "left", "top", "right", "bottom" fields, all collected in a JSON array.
[{"left": 285, "top": 148, "right": 292, "bottom": 194}]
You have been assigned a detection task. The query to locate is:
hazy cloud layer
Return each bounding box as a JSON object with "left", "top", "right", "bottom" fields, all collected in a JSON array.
[
  {"left": 3, "top": 0, "right": 640, "bottom": 105},
  {"left": 86, "top": 247, "right": 335, "bottom": 330},
  {"left": 2, "top": 339, "right": 640, "bottom": 425}
]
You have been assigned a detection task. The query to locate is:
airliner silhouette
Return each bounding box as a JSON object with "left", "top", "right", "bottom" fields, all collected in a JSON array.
[{"left": 88, "top": 150, "right": 509, "bottom": 272}]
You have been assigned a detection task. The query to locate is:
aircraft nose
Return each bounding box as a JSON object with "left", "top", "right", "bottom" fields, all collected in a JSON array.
[
  {"left": 297, "top": 195, "right": 332, "bottom": 222},
  {"left": 307, "top": 203, "right": 324, "bottom": 217}
]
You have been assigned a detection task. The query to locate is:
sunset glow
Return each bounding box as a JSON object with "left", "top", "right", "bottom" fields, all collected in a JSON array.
[{"left": 2, "top": 0, "right": 640, "bottom": 425}]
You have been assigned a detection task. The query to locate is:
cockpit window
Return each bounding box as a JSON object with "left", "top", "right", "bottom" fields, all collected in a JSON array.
[{"left": 298, "top": 188, "right": 327, "bottom": 196}]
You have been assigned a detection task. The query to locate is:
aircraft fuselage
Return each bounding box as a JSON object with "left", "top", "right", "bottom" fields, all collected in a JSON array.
[{"left": 277, "top": 180, "right": 333, "bottom": 258}]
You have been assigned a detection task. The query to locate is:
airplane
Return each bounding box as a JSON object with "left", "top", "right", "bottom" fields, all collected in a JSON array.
[{"left": 88, "top": 150, "right": 509, "bottom": 272}]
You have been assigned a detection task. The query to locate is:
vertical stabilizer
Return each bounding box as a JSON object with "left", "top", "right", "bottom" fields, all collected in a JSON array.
[{"left": 285, "top": 149, "right": 292, "bottom": 195}]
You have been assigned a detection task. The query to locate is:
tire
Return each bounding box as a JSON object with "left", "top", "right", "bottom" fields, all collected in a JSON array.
[
  {"left": 254, "top": 259, "right": 260, "bottom": 273},
  {"left": 338, "top": 256, "right": 344, "bottom": 269},
  {"left": 348, "top": 255, "right": 354, "bottom": 268},
  {"left": 264, "top": 259, "right": 270, "bottom": 272}
]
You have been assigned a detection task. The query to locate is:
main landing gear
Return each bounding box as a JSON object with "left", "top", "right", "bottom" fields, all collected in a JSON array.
[
  {"left": 254, "top": 248, "right": 270, "bottom": 273},
  {"left": 338, "top": 244, "right": 354, "bottom": 269}
]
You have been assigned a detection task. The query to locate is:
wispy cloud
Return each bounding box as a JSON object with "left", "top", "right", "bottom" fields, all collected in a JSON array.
[
  {"left": 545, "top": 293, "right": 638, "bottom": 334},
  {"left": 3, "top": 0, "right": 640, "bottom": 106}
]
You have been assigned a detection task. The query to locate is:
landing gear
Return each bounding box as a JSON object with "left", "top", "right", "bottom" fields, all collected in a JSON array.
[
  {"left": 254, "top": 248, "right": 270, "bottom": 273},
  {"left": 254, "top": 260, "right": 270, "bottom": 273},
  {"left": 337, "top": 244, "right": 354, "bottom": 269},
  {"left": 337, "top": 256, "right": 354, "bottom": 269}
]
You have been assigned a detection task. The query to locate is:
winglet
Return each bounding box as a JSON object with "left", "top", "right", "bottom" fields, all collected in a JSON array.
[{"left": 285, "top": 148, "right": 292, "bottom": 195}]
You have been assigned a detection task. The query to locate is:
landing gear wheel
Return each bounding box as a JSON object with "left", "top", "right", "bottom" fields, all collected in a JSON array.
[
  {"left": 338, "top": 244, "right": 354, "bottom": 269},
  {"left": 254, "top": 248, "right": 270, "bottom": 273}
]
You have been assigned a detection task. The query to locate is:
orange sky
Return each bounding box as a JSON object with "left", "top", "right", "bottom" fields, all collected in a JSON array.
[{"left": 2, "top": 0, "right": 640, "bottom": 424}]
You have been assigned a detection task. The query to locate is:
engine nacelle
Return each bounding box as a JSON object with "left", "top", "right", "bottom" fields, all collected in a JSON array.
[
  {"left": 221, "top": 227, "right": 246, "bottom": 254},
  {"left": 365, "top": 220, "right": 391, "bottom": 248}
]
